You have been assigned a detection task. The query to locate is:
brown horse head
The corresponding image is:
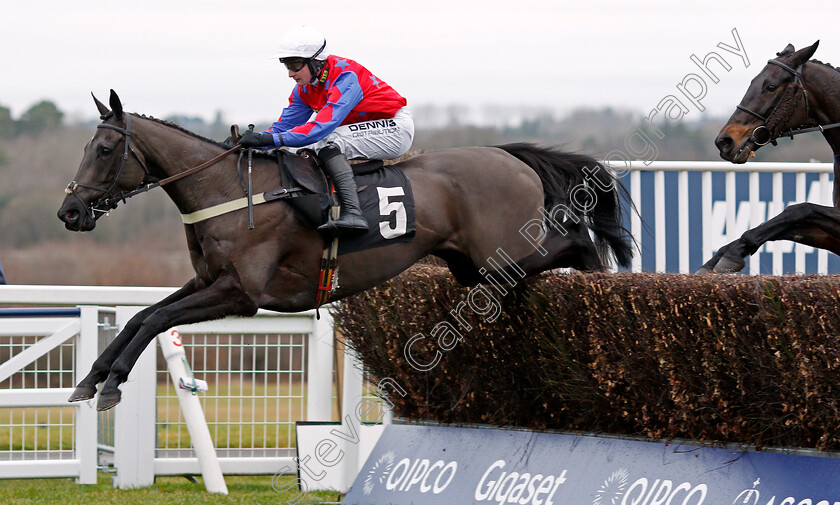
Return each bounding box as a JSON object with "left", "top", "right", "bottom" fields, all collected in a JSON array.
[
  {"left": 58, "top": 90, "right": 151, "bottom": 231},
  {"left": 715, "top": 41, "right": 820, "bottom": 163}
]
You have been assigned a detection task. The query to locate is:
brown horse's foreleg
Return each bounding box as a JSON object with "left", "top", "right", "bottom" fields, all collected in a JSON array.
[
  {"left": 68, "top": 279, "right": 202, "bottom": 402},
  {"left": 697, "top": 202, "right": 840, "bottom": 273},
  {"left": 96, "top": 276, "right": 258, "bottom": 411}
]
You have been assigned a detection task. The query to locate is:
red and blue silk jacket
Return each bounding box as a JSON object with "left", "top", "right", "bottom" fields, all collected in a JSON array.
[{"left": 265, "top": 55, "right": 407, "bottom": 147}]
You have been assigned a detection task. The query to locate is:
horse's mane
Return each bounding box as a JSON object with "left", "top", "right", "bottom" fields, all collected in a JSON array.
[
  {"left": 133, "top": 113, "right": 227, "bottom": 148},
  {"left": 810, "top": 59, "right": 840, "bottom": 75},
  {"left": 132, "top": 113, "right": 277, "bottom": 159}
]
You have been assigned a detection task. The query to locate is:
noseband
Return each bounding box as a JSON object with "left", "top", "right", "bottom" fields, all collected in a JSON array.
[
  {"left": 736, "top": 59, "right": 811, "bottom": 147},
  {"left": 65, "top": 113, "right": 154, "bottom": 218}
]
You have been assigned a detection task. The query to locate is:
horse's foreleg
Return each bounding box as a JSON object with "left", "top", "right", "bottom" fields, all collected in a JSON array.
[
  {"left": 698, "top": 202, "right": 840, "bottom": 273},
  {"left": 96, "top": 276, "right": 257, "bottom": 411},
  {"left": 68, "top": 279, "right": 202, "bottom": 402},
  {"left": 696, "top": 242, "right": 738, "bottom": 274}
]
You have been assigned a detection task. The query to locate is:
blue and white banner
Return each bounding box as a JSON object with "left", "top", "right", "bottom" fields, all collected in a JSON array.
[
  {"left": 626, "top": 171, "right": 840, "bottom": 274},
  {"left": 343, "top": 424, "right": 840, "bottom": 505}
]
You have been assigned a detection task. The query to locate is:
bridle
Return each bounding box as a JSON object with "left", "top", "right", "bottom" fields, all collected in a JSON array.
[
  {"left": 65, "top": 112, "right": 240, "bottom": 219},
  {"left": 736, "top": 59, "right": 811, "bottom": 147},
  {"left": 64, "top": 112, "right": 152, "bottom": 218},
  {"left": 737, "top": 58, "right": 840, "bottom": 148}
]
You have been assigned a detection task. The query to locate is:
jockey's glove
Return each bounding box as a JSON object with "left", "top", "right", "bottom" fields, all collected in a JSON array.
[{"left": 237, "top": 131, "right": 276, "bottom": 148}]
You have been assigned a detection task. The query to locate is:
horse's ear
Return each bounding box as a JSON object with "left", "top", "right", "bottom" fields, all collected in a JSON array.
[
  {"left": 789, "top": 40, "right": 820, "bottom": 67},
  {"left": 777, "top": 43, "right": 796, "bottom": 57},
  {"left": 108, "top": 89, "right": 123, "bottom": 120},
  {"left": 92, "top": 93, "right": 109, "bottom": 117}
]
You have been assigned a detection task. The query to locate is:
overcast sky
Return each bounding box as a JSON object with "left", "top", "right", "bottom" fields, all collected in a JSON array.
[{"left": 2, "top": 0, "right": 838, "bottom": 125}]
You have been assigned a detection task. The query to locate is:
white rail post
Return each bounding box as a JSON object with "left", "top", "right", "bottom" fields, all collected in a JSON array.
[
  {"left": 307, "top": 310, "right": 334, "bottom": 421},
  {"left": 341, "top": 343, "right": 365, "bottom": 489},
  {"left": 158, "top": 328, "right": 228, "bottom": 494},
  {"left": 76, "top": 306, "right": 99, "bottom": 484},
  {"left": 630, "top": 170, "right": 642, "bottom": 272},
  {"left": 112, "top": 306, "right": 156, "bottom": 489},
  {"left": 654, "top": 170, "right": 666, "bottom": 272},
  {"left": 678, "top": 171, "right": 689, "bottom": 273},
  {"left": 702, "top": 171, "right": 713, "bottom": 267}
]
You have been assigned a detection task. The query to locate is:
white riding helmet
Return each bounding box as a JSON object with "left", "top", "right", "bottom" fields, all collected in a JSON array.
[{"left": 272, "top": 26, "right": 329, "bottom": 61}]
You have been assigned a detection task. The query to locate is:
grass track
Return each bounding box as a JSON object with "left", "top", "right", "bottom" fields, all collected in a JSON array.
[{"left": 0, "top": 472, "right": 342, "bottom": 505}]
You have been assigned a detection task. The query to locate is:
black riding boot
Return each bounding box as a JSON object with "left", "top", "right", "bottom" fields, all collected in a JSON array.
[{"left": 317, "top": 144, "right": 369, "bottom": 236}]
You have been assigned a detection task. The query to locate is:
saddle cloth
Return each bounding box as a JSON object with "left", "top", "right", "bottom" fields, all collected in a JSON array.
[{"left": 278, "top": 150, "right": 416, "bottom": 256}]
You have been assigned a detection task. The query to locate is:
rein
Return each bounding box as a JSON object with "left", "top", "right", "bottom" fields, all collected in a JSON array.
[
  {"left": 738, "top": 59, "right": 840, "bottom": 146},
  {"left": 157, "top": 145, "right": 242, "bottom": 186},
  {"left": 773, "top": 120, "right": 840, "bottom": 140},
  {"left": 65, "top": 113, "right": 241, "bottom": 217}
]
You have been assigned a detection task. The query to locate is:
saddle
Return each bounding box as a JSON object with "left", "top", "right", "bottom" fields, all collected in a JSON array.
[
  {"left": 227, "top": 124, "right": 383, "bottom": 230},
  {"left": 265, "top": 149, "right": 384, "bottom": 230}
]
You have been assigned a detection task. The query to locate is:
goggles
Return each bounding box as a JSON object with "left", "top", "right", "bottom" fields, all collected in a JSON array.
[{"left": 280, "top": 58, "right": 308, "bottom": 72}]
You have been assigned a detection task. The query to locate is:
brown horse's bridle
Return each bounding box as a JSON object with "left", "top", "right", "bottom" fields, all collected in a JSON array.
[
  {"left": 736, "top": 59, "right": 812, "bottom": 147},
  {"left": 65, "top": 113, "right": 240, "bottom": 219}
]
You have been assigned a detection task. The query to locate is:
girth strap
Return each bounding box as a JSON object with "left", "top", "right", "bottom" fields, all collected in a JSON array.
[{"left": 180, "top": 186, "right": 306, "bottom": 224}]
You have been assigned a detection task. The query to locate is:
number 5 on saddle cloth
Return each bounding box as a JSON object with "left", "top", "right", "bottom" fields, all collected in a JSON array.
[
  {"left": 180, "top": 149, "right": 416, "bottom": 255},
  {"left": 274, "top": 149, "right": 416, "bottom": 255}
]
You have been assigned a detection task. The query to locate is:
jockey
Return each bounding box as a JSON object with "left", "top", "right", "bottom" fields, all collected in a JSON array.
[{"left": 237, "top": 25, "right": 414, "bottom": 236}]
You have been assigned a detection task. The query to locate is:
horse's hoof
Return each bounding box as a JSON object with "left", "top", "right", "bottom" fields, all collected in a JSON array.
[
  {"left": 68, "top": 385, "right": 97, "bottom": 402},
  {"left": 695, "top": 266, "right": 712, "bottom": 274},
  {"left": 713, "top": 256, "right": 745, "bottom": 274},
  {"left": 97, "top": 389, "right": 122, "bottom": 411}
]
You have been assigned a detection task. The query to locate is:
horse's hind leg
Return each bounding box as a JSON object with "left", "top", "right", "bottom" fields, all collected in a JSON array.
[
  {"left": 435, "top": 250, "right": 483, "bottom": 286},
  {"left": 450, "top": 227, "right": 603, "bottom": 289},
  {"left": 68, "top": 280, "right": 201, "bottom": 402},
  {"left": 97, "top": 276, "right": 257, "bottom": 411},
  {"left": 517, "top": 227, "right": 604, "bottom": 274}
]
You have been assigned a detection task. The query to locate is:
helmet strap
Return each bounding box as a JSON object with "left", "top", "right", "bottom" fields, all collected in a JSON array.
[
  {"left": 308, "top": 59, "right": 327, "bottom": 84},
  {"left": 306, "top": 37, "right": 327, "bottom": 83}
]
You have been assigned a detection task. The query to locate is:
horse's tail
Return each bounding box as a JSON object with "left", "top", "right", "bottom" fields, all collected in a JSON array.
[{"left": 495, "top": 143, "right": 633, "bottom": 268}]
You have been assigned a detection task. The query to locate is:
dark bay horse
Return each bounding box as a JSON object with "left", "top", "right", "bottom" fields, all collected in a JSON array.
[
  {"left": 699, "top": 41, "right": 840, "bottom": 273},
  {"left": 59, "top": 90, "right": 632, "bottom": 410}
]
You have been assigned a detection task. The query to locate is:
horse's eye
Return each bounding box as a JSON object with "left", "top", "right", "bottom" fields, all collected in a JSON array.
[
  {"left": 766, "top": 84, "right": 778, "bottom": 92},
  {"left": 98, "top": 146, "right": 114, "bottom": 157}
]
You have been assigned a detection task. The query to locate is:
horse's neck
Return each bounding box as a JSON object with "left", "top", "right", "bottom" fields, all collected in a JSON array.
[
  {"left": 133, "top": 118, "right": 242, "bottom": 213},
  {"left": 805, "top": 62, "right": 840, "bottom": 154}
]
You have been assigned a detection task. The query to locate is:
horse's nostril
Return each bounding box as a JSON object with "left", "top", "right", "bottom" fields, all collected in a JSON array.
[
  {"left": 59, "top": 208, "right": 79, "bottom": 223},
  {"left": 715, "top": 135, "right": 733, "bottom": 152}
]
